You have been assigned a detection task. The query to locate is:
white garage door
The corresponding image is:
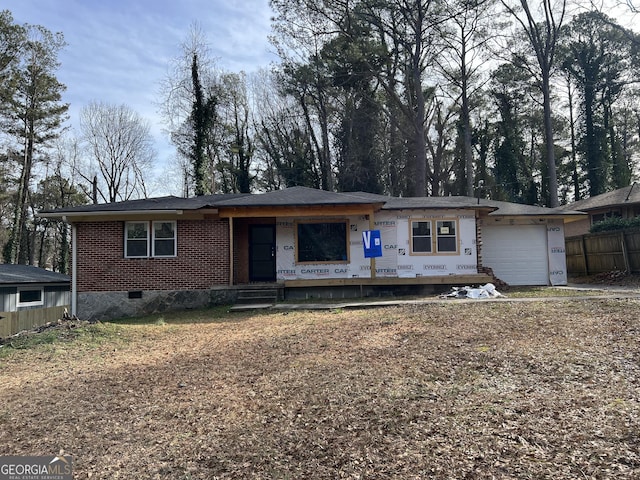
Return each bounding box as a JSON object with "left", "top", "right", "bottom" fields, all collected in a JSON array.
[{"left": 482, "top": 225, "right": 549, "bottom": 286}]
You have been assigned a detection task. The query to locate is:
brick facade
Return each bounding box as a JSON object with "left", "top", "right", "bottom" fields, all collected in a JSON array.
[{"left": 75, "top": 218, "right": 230, "bottom": 292}]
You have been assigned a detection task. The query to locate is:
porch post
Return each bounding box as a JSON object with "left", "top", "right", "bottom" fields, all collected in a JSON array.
[{"left": 369, "top": 210, "right": 376, "bottom": 279}]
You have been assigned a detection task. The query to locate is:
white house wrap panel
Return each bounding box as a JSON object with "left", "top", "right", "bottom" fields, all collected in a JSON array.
[
  {"left": 393, "top": 210, "right": 478, "bottom": 278},
  {"left": 275, "top": 209, "right": 479, "bottom": 282},
  {"left": 374, "top": 212, "right": 400, "bottom": 277},
  {"left": 275, "top": 216, "right": 372, "bottom": 281},
  {"left": 547, "top": 220, "right": 568, "bottom": 286}
]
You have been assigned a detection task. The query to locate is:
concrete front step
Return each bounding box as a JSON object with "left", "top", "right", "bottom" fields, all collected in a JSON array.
[
  {"left": 237, "top": 289, "right": 279, "bottom": 299},
  {"left": 234, "top": 286, "right": 282, "bottom": 305},
  {"left": 236, "top": 296, "right": 278, "bottom": 304}
]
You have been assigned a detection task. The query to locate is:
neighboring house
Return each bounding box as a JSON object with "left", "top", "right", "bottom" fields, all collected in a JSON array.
[
  {"left": 0, "top": 264, "right": 70, "bottom": 337},
  {"left": 40, "top": 187, "right": 581, "bottom": 321},
  {"left": 562, "top": 183, "right": 640, "bottom": 237}
]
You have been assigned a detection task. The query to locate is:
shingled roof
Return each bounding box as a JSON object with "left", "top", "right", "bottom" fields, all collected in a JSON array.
[
  {"left": 383, "top": 196, "right": 580, "bottom": 216},
  {"left": 560, "top": 183, "right": 640, "bottom": 212},
  {"left": 213, "top": 186, "right": 389, "bottom": 207},
  {"left": 39, "top": 193, "right": 250, "bottom": 215},
  {"left": 0, "top": 264, "right": 70, "bottom": 285},
  {"left": 39, "top": 187, "right": 582, "bottom": 218}
]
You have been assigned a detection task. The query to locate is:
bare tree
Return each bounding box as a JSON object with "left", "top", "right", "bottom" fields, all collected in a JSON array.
[
  {"left": 437, "top": 0, "right": 499, "bottom": 196},
  {"left": 77, "top": 101, "right": 155, "bottom": 203},
  {"left": 252, "top": 69, "right": 322, "bottom": 190},
  {"left": 501, "top": 0, "right": 566, "bottom": 207},
  {"left": 270, "top": 0, "right": 446, "bottom": 196},
  {"left": 158, "top": 23, "right": 219, "bottom": 195},
  {"left": 270, "top": 1, "right": 338, "bottom": 191}
]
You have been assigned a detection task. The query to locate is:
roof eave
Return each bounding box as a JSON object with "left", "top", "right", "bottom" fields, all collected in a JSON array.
[
  {"left": 488, "top": 212, "right": 586, "bottom": 220},
  {"left": 37, "top": 208, "right": 225, "bottom": 222},
  {"left": 383, "top": 204, "right": 498, "bottom": 213}
]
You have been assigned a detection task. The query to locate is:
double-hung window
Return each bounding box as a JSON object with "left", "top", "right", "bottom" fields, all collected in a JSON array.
[
  {"left": 125, "top": 222, "right": 149, "bottom": 258},
  {"left": 125, "top": 221, "right": 176, "bottom": 258},
  {"left": 436, "top": 220, "right": 457, "bottom": 253},
  {"left": 410, "top": 219, "right": 459, "bottom": 254},
  {"left": 152, "top": 221, "right": 177, "bottom": 257},
  {"left": 411, "top": 221, "right": 432, "bottom": 253}
]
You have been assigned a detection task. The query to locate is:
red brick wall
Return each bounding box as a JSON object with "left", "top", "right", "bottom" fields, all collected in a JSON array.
[{"left": 75, "top": 219, "right": 230, "bottom": 292}]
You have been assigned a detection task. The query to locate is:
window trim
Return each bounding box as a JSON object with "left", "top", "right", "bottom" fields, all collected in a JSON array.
[
  {"left": 411, "top": 220, "right": 432, "bottom": 254},
  {"left": 152, "top": 221, "right": 177, "bottom": 257},
  {"left": 409, "top": 218, "right": 460, "bottom": 255},
  {"left": 435, "top": 219, "right": 459, "bottom": 254},
  {"left": 124, "top": 221, "right": 150, "bottom": 258},
  {"left": 295, "top": 219, "right": 350, "bottom": 265},
  {"left": 17, "top": 286, "right": 44, "bottom": 307},
  {"left": 124, "top": 221, "right": 178, "bottom": 259}
]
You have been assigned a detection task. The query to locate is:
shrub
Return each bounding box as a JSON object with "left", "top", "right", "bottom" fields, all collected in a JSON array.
[{"left": 590, "top": 216, "right": 640, "bottom": 233}]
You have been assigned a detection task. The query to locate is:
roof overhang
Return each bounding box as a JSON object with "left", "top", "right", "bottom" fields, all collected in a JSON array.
[
  {"left": 38, "top": 208, "right": 220, "bottom": 222},
  {"left": 218, "top": 203, "right": 384, "bottom": 218},
  {"left": 0, "top": 281, "right": 70, "bottom": 287},
  {"left": 484, "top": 212, "right": 586, "bottom": 223}
]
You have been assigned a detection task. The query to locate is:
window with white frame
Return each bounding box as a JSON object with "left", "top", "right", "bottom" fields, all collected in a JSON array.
[
  {"left": 152, "top": 221, "right": 177, "bottom": 257},
  {"left": 125, "top": 221, "right": 177, "bottom": 258},
  {"left": 17, "top": 287, "right": 44, "bottom": 307},
  {"left": 410, "top": 219, "right": 459, "bottom": 254},
  {"left": 125, "top": 222, "right": 149, "bottom": 258}
]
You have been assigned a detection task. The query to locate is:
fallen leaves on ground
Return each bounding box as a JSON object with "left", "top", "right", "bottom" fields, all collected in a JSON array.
[{"left": 1, "top": 300, "right": 639, "bottom": 479}]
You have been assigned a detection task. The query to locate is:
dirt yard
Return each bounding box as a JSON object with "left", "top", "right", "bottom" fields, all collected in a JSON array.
[{"left": 1, "top": 299, "right": 639, "bottom": 479}]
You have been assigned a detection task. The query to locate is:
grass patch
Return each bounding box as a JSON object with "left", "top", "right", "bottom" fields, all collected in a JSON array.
[
  {"left": 0, "top": 322, "right": 125, "bottom": 360},
  {"left": 504, "top": 286, "right": 610, "bottom": 297},
  {"left": 109, "top": 305, "right": 235, "bottom": 325},
  {"left": 1, "top": 299, "right": 639, "bottom": 479}
]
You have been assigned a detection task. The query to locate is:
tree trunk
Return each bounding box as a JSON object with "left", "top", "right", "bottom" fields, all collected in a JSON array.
[
  {"left": 461, "top": 87, "right": 473, "bottom": 197},
  {"left": 541, "top": 72, "right": 559, "bottom": 207},
  {"left": 412, "top": 62, "right": 427, "bottom": 197},
  {"left": 567, "top": 78, "right": 580, "bottom": 201},
  {"left": 9, "top": 124, "right": 34, "bottom": 264}
]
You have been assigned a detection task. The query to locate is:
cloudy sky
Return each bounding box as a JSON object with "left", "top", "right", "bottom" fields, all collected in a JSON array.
[{"left": 4, "top": 0, "right": 278, "bottom": 195}]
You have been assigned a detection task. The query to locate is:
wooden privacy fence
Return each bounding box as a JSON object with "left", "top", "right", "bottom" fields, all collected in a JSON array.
[
  {"left": 0, "top": 305, "right": 69, "bottom": 338},
  {"left": 565, "top": 228, "right": 640, "bottom": 276}
]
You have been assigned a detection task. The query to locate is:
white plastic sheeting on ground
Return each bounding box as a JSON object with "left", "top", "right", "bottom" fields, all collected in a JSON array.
[{"left": 442, "top": 283, "right": 503, "bottom": 299}]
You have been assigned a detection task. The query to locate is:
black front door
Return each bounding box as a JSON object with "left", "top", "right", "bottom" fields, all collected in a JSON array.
[{"left": 249, "top": 225, "right": 276, "bottom": 282}]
